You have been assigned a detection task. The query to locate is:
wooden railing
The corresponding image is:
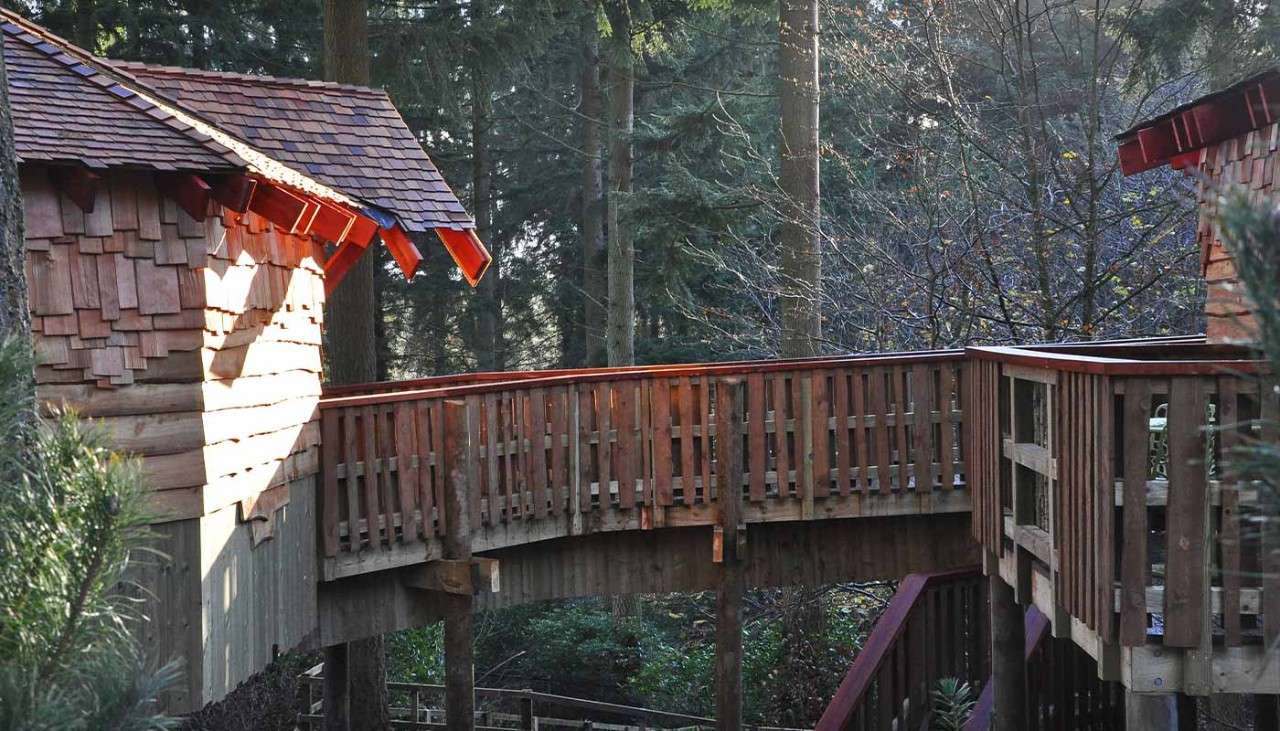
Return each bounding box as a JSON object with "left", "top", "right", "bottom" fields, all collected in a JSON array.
[
  {"left": 963, "top": 605, "right": 1124, "bottom": 731},
  {"left": 966, "top": 341, "right": 1277, "bottom": 693},
  {"left": 296, "top": 667, "right": 806, "bottom": 730},
  {"left": 317, "top": 352, "right": 968, "bottom": 577},
  {"left": 816, "top": 566, "right": 987, "bottom": 731}
]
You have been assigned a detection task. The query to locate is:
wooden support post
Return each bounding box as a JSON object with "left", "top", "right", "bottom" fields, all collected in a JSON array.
[
  {"left": 1256, "top": 695, "right": 1279, "bottom": 730},
  {"left": 989, "top": 561, "right": 1027, "bottom": 731},
  {"left": 322, "top": 643, "right": 349, "bottom": 731},
  {"left": 442, "top": 399, "right": 475, "bottom": 731},
  {"left": 1125, "top": 692, "right": 1177, "bottom": 731},
  {"left": 520, "top": 694, "right": 535, "bottom": 730},
  {"left": 715, "top": 377, "right": 744, "bottom": 731}
]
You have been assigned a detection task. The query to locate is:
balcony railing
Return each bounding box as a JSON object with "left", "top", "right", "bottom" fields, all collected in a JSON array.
[
  {"left": 965, "top": 339, "right": 1275, "bottom": 693},
  {"left": 316, "top": 351, "right": 968, "bottom": 578}
]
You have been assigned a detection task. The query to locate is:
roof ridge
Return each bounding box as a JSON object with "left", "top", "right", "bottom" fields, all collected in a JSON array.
[
  {"left": 0, "top": 8, "right": 365, "bottom": 210},
  {"left": 115, "top": 59, "right": 389, "bottom": 99},
  {"left": 0, "top": 9, "right": 246, "bottom": 169}
]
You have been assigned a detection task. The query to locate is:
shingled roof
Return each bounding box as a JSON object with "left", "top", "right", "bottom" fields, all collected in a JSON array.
[
  {"left": 2, "top": 21, "right": 241, "bottom": 173},
  {"left": 120, "top": 62, "right": 474, "bottom": 234}
]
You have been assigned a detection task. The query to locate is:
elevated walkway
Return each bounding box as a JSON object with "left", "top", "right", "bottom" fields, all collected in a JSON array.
[{"left": 314, "top": 350, "right": 979, "bottom": 644}]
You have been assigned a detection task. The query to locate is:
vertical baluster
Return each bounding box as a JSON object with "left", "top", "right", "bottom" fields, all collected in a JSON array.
[
  {"left": 394, "top": 402, "right": 419, "bottom": 542},
  {"left": 772, "top": 373, "right": 791, "bottom": 499}
]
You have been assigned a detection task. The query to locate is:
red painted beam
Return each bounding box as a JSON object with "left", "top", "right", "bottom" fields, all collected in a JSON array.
[
  {"left": 381, "top": 225, "right": 423, "bottom": 280},
  {"left": 158, "top": 172, "right": 212, "bottom": 222},
  {"left": 248, "top": 181, "right": 310, "bottom": 233},
  {"left": 323, "top": 240, "right": 365, "bottom": 296},
  {"left": 208, "top": 174, "right": 257, "bottom": 213},
  {"left": 435, "top": 227, "right": 492, "bottom": 287},
  {"left": 48, "top": 165, "right": 100, "bottom": 213}
]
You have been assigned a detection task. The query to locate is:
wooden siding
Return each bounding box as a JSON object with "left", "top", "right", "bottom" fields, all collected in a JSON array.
[
  {"left": 25, "top": 164, "right": 325, "bottom": 520},
  {"left": 1193, "top": 122, "right": 1278, "bottom": 343}
]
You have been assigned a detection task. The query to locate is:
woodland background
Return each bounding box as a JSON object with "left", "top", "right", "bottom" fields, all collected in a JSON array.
[{"left": 4, "top": 0, "right": 1279, "bottom": 727}]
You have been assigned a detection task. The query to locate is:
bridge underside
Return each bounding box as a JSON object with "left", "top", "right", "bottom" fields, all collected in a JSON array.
[{"left": 317, "top": 512, "right": 979, "bottom": 646}]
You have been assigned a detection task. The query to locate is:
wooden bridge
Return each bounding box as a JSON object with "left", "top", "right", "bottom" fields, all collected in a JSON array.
[
  {"left": 307, "top": 336, "right": 1277, "bottom": 729},
  {"left": 313, "top": 350, "right": 979, "bottom": 651}
]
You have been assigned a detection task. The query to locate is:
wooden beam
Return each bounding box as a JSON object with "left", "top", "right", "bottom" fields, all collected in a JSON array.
[
  {"left": 158, "top": 173, "right": 211, "bottom": 222},
  {"left": 324, "top": 241, "right": 365, "bottom": 296},
  {"left": 441, "top": 399, "right": 475, "bottom": 731},
  {"left": 248, "top": 181, "right": 310, "bottom": 233},
  {"left": 48, "top": 165, "right": 100, "bottom": 213},
  {"left": 435, "top": 227, "right": 492, "bottom": 287},
  {"left": 208, "top": 174, "right": 257, "bottom": 213},
  {"left": 714, "top": 376, "right": 744, "bottom": 731},
  {"left": 381, "top": 225, "right": 423, "bottom": 280},
  {"left": 989, "top": 562, "right": 1027, "bottom": 731},
  {"left": 311, "top": 200, "right": 359, "bottom": 245},
  {"left": 403, "top": 557, "right": 499, "bottom": 595}
]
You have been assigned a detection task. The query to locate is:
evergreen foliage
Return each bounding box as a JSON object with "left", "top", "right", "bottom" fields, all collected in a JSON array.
[{"left": 0, "top": 338, "right": 176, "bottom": 730}]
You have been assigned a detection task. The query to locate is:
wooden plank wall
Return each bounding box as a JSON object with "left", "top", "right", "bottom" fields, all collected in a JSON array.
[
  {"left": 320, "top": 360, "right": 968, "bottom": 563},
  {"left": 24, "top": 164, "right": 326, "bottom": 521},
  {"left": 964, "top": 359, "right": 1003, "bottom": 554},
  {"left": 25, "top": 163, "right": 331, "bottom": 712},
  {"left": 1053, "top": 371, "right": 1115, "bottom": 644},
  {"left": 1194, "top": 121, "right": 1278, "bottom": 343}
]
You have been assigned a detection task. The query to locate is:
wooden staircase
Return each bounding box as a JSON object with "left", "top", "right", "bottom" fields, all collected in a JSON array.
[{"left": 817, "top": 569, "right": 1126, "bottom": 730}]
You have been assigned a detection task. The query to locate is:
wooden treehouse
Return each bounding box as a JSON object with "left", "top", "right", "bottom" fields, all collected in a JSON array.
[{"left": 7, "top": 8, "right": 1278, "bottom": 729}]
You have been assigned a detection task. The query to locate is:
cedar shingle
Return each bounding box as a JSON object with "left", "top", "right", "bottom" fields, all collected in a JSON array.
[{"left": 123, "top": 62, "right": 474, "bottom": 233}]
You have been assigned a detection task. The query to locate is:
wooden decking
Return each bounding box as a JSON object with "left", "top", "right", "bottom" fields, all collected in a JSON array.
[{"left": 317, "top": 351, "right": 970, "bottom": 582}]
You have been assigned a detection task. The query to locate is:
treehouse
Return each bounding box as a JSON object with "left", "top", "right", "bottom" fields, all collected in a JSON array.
[{"left": 8, "top": 5, "right": 1279, "bottom": 728}]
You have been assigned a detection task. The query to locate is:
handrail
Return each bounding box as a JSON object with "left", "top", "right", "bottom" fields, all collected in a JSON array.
[
  {"left": 319, "top": 349, "right": 966, "bottom": 409},
  {"left": 816, "top": 566, "right": 984, "bottom": 731},
  {"left": 962, "top": 605, "right": 1049, "bottom": 731},
  {"left": 966, "top": 342, "right": 1266, "bottom": 376}
]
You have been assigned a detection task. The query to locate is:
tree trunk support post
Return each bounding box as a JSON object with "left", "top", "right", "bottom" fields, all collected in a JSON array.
[
  {"left": 442, "top": 399, "right": 475, "bottom": 731},
  {"left": 988, "top": 553, "right": 1027, "bottom": 731},
  {"left": 715, "top": 377, "right": 745, "bottom": 731},
  {"left": 322, "top": 643, "right": 349, "bottom": 731},
  {"left": 1125, "top": 691, "right": 1179, "bottom": 730}
]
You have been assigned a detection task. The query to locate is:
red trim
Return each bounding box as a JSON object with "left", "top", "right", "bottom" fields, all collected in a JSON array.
[
  {"left": 247, "top": 181, "right": 310, "bottom": 232},
  {"left": 323, "top": 240, "right": 365, "bottom": 296},
  {"left": 209, "top": 174, "right": 257, "bottom": 213},
  {"left": 311, "top": 199, "right": 359, "bottom": 245},
  {"left": 159, "top": 172, "right": 211, "bottom": 221},
  {"left": 48, "top": 165, "right": 100, "bottom": 213},
  {"left": 380, "top": 225, "right": 423, "bottom": 280},
  {"left": 435, "top": 227, "right": 492, "bottom": 287},
  {"left": 1118, "top": 73, "right": 1280, "bottom": 176}
]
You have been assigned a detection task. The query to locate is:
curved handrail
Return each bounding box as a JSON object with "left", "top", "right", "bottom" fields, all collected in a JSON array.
[
  {"left": 816, "top": 566, "right": 983, "bottom": 731},
  {"left": 319, "top": 349, "right": 967, "bottom": 408}
]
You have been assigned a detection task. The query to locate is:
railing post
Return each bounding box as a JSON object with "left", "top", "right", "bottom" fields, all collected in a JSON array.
[
  {"left": 519, "top": 694, "right": 535, "bottom": 730},
  {"left": 714, "top": 376, "right": 744, "bottom": 731},
  {"left": 442, "top": 399, "right": 475, "bottom": 731}
]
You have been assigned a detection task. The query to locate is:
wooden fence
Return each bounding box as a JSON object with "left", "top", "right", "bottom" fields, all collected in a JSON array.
[
  {"left": 965, "top": 342, "right": 1277, "bottom": 692},
  {"left": 296, "top": 667, "right": 808, "bottom": 730},
  {"left": 816, "top": 567, "right": 987, "bottom": 731},
  {"left": 317, "top": 352, "right": 967, "bottom": 565}
]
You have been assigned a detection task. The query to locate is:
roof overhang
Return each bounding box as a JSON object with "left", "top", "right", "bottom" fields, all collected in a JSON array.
[{"left": 1116, "top": 69, "right": 1280, "bottom": 176}]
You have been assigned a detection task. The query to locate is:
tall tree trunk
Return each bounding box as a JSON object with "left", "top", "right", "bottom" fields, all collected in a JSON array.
[
  {"left": 776, "top": 3, "right": 825, "bottom": 713},
  {"left": 471, "top": 28, "right": 502, "bottom": 371},
  {"left": 777, "top": 0, "right": 821, "bottom": 358},
  {"left": 602, "top": 0, "right": 634, "bottom": 367},
  {"left": 322, "top": 3, "right": 389, "bottom": 730},
  {"left": 73, "top": 0, "right": 96, "bottom": 52},
  {"left": 580, "top": 1, "right": 607, "bottom": 367},
  {"left": 185, "top": 0, "right": 211, "bottom": 69},
  {"left": 0, "top": 37, "right": 27, "bottom": 342}
]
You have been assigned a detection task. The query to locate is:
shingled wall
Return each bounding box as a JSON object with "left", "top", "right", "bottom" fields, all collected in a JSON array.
[
  {"left": 1195, "top": 122, "right": 1279, "bottom": 343},
  {"left": 23, "top": 164, "right": 325, "bottom": 711}
]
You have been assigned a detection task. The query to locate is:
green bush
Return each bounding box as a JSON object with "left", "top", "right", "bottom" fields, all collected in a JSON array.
[{"left": 0, "top": 338, "right": 176, "bottom": 730}]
